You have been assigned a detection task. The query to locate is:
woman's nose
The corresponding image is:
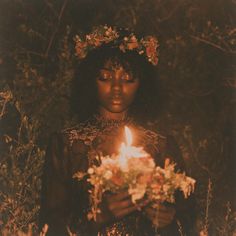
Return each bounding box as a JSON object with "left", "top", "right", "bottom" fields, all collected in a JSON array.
[{"left": 111, "top": 75, "right": 122, "bottom": 93}]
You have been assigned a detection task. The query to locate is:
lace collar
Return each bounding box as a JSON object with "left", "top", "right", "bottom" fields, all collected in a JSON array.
[{"left": 91, "top": 114, "right": 134, "bottom": 127}]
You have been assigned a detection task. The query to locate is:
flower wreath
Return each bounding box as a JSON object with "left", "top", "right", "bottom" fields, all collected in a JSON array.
[{"left": 74, "top": 25, "right": 160, "bottom": 66}]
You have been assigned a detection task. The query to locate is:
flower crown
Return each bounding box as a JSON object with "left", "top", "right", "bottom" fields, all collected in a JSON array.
[{"left": 74, "top": 25, "right": 159, "bottom": 66}]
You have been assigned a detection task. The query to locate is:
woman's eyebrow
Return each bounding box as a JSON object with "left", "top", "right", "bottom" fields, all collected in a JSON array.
[
  {"left": 101, "top": 67, "right": 133, "bottom": 75},
  {"left": 101, "top": 68, "right": 113, "bottom": 72}
]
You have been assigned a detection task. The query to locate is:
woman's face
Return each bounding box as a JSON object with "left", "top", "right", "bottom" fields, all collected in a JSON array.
[{"left": 96, "top": 59, "right": 140, "bottom": 117}]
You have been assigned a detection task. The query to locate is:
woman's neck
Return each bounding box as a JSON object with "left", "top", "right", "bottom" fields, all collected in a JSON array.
[{"left": 98, "top": 107, "right": 128, "bottom": 121}]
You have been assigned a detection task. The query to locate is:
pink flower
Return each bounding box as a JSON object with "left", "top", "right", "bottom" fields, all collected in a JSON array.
[
  {"left": 119, "top": 44, "right": 126, "bottom": 52},
  {"left": 75, "top": 42, "right": 88, "bottom": 58},
  {"left": 151, "top": 183, "right": 161, "bottom": 193},
  {"left": 152, "top": 56, "right": 158, "bottom": 65},
  {"left": 127, "top": 41, "right": 139, "bottom": 50},
  {"left": 111, "top": 172, "right": 124, "bottom": 186},
  {"left": 136, "top": 173, "right": 152, "bottom": 184}
]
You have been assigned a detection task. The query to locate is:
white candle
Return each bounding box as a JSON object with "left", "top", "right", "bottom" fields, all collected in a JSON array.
[{"left": 118, "top": 126, "right": 149, "bottom": 171}]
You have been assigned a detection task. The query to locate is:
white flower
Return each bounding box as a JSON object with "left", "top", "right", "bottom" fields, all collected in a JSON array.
[
  {"left": 163, "top": 183, "right": 171, "bottom": 193},
  {"left": 104, "top": 170, "right": 112, "bottom": 180},
  {"left": 88, "top": 168, "right": 94, "bottom": 174},
  {"left": 128, "top": 184, "right": 147, "bottom": 203},
  {"left": 165, "top": 170, "right": 172, "bottom": 178}
]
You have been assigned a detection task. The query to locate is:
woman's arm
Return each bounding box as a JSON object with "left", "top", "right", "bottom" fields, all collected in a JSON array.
[
  {"left": 166, "top": 135, "right": 197, "bottom": 234},
  {"left": 144, "top": 135, "right": 197, "bottom": 234},
  {"left": 39, "top": 131, "right": 142, "bottom": 235},
  {"left": 39, "top": 133, "right": 71, "bottom": 235}
]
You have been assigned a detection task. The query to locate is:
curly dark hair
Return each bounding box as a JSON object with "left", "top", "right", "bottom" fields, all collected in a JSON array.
[{"left": 71, "top": 29, "right": 163, "bottom": 123}]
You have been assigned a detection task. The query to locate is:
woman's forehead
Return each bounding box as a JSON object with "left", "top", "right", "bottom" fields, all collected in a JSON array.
[{"left": 103, "top": 58, "right": 131, "bottom": 71}]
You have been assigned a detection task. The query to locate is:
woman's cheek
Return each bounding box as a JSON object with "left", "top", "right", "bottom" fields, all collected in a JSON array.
[
  {"left": 97, "top": 84, "right": 111, "bottom": 99},
  {"left": 124, "top": 84, "right": 139, "bottom": 101}
]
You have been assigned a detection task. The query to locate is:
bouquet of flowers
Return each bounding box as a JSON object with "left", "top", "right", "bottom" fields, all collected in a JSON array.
[{"left": 73, "top": 126, "right": 195, "bottom": 221}]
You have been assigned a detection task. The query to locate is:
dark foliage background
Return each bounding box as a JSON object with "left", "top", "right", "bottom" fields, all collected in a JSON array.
[{"left": 0, "top": 0, "right": 235, "bottom": 235}]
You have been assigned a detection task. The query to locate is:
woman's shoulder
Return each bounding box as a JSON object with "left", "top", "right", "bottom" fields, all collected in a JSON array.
[
  {"left": 45, "top": 122, "right": 96, "bottom": 171},
  {"left": 61, "top": 120, "right": 100, "bottom": 146},
  {"left": 133, "top": 122, "right": 169, "bottom": 151},
  {"left": 137, "top": 123, "right": 186, "bottom": 170},
  {"left": 45, "top": 121, "right": 97, "bottom": 157}
]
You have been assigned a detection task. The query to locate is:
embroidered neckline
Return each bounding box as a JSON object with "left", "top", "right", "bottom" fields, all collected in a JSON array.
[
  {"left": 63, "top": 115, "right": 161, "bottom": 155},
  {"left": 92, "top": 114, "right": 133, "bottom": 126}
]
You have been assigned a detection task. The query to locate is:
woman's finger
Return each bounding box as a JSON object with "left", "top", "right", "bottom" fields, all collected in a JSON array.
[
  {"left": 157, "top": 204, "right": 175, "bottom": 212},
  {"left": 115, "top": 205, "right": 138, "bottom": 219},
  {"left": 149, "top": 208, "right": 175, "bottom": 220},
  {"left": 158, "top": 211, "right": 175, "bottom": 222},
  {"left": 119, "top": 198, "right": 134, "bottom": 209},
  {"left": 154, "top": 219, "right": 171, "bottom": 228},
  {"left": 109, "top": 198, "right": 134, "bottom": 211},
  {"left": 145, "top": 207, "right": 155, "bottom": 216},
  {"left": 149, "top": 204, "right": 176, "bottom": 214},
  {"left": 106, "top": 191, "right": 130, "bottom": 203},
  {"left": 145, "top": 206, "right": 176, "bottom": 225},
  {"left": 156, "top": 211, "right": 176, "bottom": 226}
]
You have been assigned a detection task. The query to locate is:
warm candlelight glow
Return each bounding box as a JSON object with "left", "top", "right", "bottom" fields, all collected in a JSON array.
[
  {"left": 74, "top": 126, "right": 196, "bottom": 219},
  {"left": 125, "top": 126, "right": 132, "bottom": 146},
  {"left": 119, "top": 126, "right": 149, "bottom": 170}
]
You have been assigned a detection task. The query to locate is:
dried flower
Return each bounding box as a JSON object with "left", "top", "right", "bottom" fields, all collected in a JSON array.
[
  {"left": 74, "top": 25, "right": 160, "bottom": 66},
  {"left": 74, "top": 155, "right": 195, "bottom": 221}
]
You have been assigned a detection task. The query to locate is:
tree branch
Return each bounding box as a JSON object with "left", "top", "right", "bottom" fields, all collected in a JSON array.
[
  {"left": 158, "top": 2, "right": 181, "bottom": 22},
  {"left": 44, "top": 0, "right": 69, "bottom": 57},
  {"left": 190, "top": 35, "right": 236, "bottom": 54},
  {"left": 44, "top": 0, "right": 59, "bottom": 18}
]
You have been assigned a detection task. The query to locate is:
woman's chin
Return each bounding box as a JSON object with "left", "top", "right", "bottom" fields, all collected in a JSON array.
[
  {"left": 98, "top": 105, "right": 129, "bottom": 119},
  {"left": 108, "top": 105, "right": 127, "bottom": 113}
]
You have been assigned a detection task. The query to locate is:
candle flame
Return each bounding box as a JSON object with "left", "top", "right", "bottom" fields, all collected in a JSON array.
[
  {"left": 118, "top": 126, "right": 149, "bottom": 170},
  {"left": 125, "top": 126, "right": 132, "bottom": 146}
]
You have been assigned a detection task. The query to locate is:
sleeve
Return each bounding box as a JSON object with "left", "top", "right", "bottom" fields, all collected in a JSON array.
[
  {"left": 39, "top": 132, "right": 99, "bottom": 236},
  {"left": 165, "top": 135, "right": 197, "bottom": 235},
  {"left": 39, "top": 133, "right": 71, "bottom": 235}
]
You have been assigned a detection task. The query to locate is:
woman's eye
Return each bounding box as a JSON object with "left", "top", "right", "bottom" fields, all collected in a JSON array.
[
  {"left": 122, "top": 74, "right": 135, "bottom": 83},
  {"left": 98, "top": 72, "right": 112, "bottom": 81}
]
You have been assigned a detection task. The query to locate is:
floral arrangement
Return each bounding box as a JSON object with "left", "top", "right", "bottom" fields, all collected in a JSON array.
[
  {"left": 73, "top": 126, "right": 195, "bottom": 221},
  {"left": 74, "top": 25, "right": 159, "bottom": 65}
]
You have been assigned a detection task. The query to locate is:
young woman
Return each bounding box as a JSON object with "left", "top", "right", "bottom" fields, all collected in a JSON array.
[{"left": 39, "top": 26, "right": 196, "bottom": 235}]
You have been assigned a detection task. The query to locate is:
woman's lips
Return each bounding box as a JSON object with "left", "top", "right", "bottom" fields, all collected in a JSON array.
[{"left": 111, "top": 97, "right": 122, "bottom": 105}]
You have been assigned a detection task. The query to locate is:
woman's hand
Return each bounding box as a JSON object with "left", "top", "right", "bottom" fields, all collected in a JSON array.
[
  {"left": 95, "top": 191, "right": 147, "bottom": 226},
  {"left": 145, "top": 203, "right": 176, "bottom": 228}
]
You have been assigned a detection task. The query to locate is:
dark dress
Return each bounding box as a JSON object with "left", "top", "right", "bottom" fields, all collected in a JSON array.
[{"left": 39, "top": 116, "right": 196, "bottom": 236}]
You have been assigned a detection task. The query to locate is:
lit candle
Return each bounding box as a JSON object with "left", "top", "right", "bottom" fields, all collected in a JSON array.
[{"left": 118, "top": 126, "right": 149, "bottom": 171}]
